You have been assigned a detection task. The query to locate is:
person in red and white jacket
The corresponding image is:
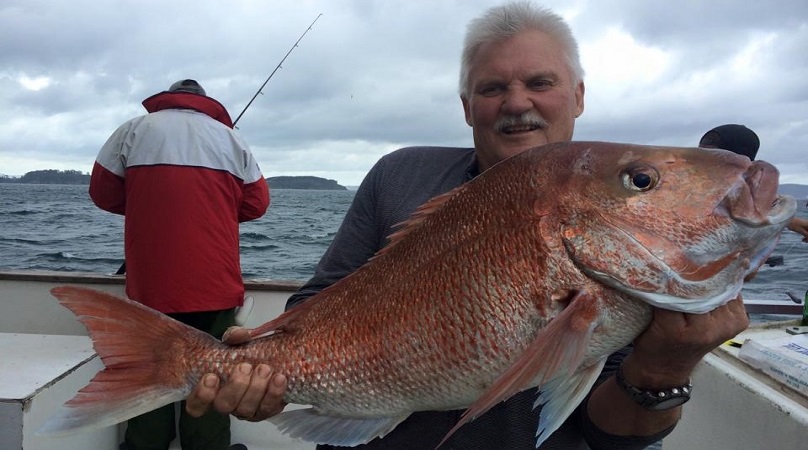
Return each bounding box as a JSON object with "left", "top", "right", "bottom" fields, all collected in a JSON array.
[{"left": 90, "top": 79, "right": 269, "bottom": 450}]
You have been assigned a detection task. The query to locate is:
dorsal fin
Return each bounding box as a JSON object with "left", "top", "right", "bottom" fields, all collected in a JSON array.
[{"left": 371, "top": 185, "right": 466, "bottom": 261}]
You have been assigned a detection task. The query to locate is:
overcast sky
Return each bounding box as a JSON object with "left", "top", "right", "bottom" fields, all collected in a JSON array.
[{"left": 1, "top": 0, "right": 806, "bottom": 186}]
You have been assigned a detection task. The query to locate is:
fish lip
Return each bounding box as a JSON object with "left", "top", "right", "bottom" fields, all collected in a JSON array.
[
  {"left": 766, "top": 195, "right": 797, "bottom": 225},
  {"left": 718, "top": 161, "right": 796, "bottom": 227},
  {"left": 724, "top": 193, "right": 796, "bottom": 227}
]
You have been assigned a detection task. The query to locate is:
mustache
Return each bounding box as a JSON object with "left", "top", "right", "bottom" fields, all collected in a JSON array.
[{"left": 495, "top": 111, "right": 548, "bottom": 132}]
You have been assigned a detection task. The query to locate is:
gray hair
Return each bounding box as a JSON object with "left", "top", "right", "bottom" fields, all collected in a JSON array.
[{"left": 458, "top": 1, "right": 584, "bottom": 98}]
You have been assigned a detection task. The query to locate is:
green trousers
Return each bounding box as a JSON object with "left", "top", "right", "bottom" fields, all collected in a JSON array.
[{"left": 121, "top": 308, "right": 236, "bottom": 450}]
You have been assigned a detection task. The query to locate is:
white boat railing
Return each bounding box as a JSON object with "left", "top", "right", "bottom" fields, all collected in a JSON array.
[{"left": 0, "top": 270, "right": 303, "bottom": 335}]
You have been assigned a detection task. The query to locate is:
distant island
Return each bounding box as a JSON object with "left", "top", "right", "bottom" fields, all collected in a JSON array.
[
  {"left": 0, "top": 169, "right": 90, "bottom": 184},
  {"left": 0, "top": 170, "right": 347, "bottom": 191},
  {"left": 2, "top": 170, "right": 805, "bottom": 197},
  {"left": 267, "top": 176, "right": 347, "bottom": 190},
  {"left": 777, "top": 184, "right": 808, "bottom": 200}
]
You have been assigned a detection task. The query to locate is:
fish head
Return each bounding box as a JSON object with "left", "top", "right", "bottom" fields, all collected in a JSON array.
[{"left": 549, "top": 141, "right": 796, "bottom": 313}]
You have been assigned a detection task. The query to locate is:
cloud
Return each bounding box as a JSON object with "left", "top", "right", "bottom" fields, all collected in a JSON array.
[{"left": 1, "top": 0, "right": 806, "bottom": 186}]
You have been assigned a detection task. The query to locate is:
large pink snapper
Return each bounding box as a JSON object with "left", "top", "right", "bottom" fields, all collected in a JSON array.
[{"left": 41, "top": 142, "right": 795, "bottom": 447}]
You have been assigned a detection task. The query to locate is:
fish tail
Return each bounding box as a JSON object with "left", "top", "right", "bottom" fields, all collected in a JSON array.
[{"left": 38, "top": 286, "right": 216, "bottom": 436}]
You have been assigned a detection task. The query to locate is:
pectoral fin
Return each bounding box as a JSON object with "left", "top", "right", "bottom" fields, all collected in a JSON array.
[
  {"left": 534, "top": 359, "right": 605, "bottom": 445},
  {"left": 438, "top": 290, "right": 601, "bottom": 447}
]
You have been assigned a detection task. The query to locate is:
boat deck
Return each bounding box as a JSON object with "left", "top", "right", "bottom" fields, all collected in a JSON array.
[{"left": 663, "top": 320, "right": 808, "bottom": 449}]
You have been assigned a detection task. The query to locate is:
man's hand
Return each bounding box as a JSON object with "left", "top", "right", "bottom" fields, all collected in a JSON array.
[
  {"left": 625, "top": 295, "right": 749, "bottom": 387},
  {"left": 185, "top": 327, "right": 288, "bottom": 421},
  {"left": 787, "top": 217, "right": 808, "bottom": 243},
  {"left": 585, "top": 296, "right": 749, "bottom": 438}
]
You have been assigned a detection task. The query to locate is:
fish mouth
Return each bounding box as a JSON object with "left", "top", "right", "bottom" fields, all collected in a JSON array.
[
  {"left": 718, "top": 160, "right": 795, "bottom": 227},
  {"left": 766, "top": 195, "right": 797, "bottom": 225}
]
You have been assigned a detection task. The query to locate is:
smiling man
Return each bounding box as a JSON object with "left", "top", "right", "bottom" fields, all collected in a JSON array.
[{"left": 461, "top": 27, "right": 584, "bottom": 171}]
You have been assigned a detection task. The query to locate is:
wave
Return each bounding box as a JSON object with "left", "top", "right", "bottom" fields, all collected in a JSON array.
[
  {"left": 38, "top": 251, "right": 77, "bottom": 260},
  {"left": 241, "top": 243, "right": 283, "bottom": 251},
  {"left": 240, "top": 232, "right": 271, "bottom": 242},
  {"left": 4, "top": 237, "right": 61, "bottom": 245},
  {"left": 7, "top": 209, "right": 43, "bottom": 216},
  {"left": 36, "top": 251, "right": 122, "bottom": 265}
]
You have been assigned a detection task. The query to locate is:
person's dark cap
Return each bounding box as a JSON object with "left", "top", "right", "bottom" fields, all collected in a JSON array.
[
  {"left": 698, "top": 124, "right": 760, "bottom": 161},
  {"left": 168, "top": 79, "right": 206, "bottom": 96}
]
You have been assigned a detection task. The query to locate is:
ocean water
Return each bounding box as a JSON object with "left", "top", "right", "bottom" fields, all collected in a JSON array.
[
  {"left": 0, "top": 184, "right": 353, "bottom": 281},
  {"left": 0, "top": 183, "right": 807, "bottom": 303}
]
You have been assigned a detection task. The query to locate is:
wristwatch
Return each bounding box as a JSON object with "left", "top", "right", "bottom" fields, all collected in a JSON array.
[{"left": 615, "top": 363, "right": 692, "bottom": 411}]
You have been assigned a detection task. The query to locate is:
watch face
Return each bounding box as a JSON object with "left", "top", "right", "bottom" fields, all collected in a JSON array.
[{"left": 648, "top": 395, "right": 690, "bottom": 411}]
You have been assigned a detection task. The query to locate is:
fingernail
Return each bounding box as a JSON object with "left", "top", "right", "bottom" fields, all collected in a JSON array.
[
  {"left": 273, "top": 374, "right": 286, "bottom": 386},
  {"left": 239, "top": 363, "right": 253, "bottom": 374},
  {"left": 203, "top": 374, "right": 218, "bottom": 388},
  {"left": 222, "top": 327, "right": 235, "bottom": 341},
  {"left": 257, "top": 364, "right": 271, "bottom": 378}
]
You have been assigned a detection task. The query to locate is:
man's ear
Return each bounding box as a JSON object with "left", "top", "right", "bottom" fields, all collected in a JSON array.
[
  {"left": 461, "top": 96, "right": 473, "bottom": 126},
  {"left": 574, "top": 81, "right": 585, "bottom": 118}
]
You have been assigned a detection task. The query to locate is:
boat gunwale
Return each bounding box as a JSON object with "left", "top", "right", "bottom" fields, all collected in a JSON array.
[
  {"left": 0, "top": 270, "right": 801, "bottom": 313},
  {"left": 0, "top": 269, "right": 304, "bottom": 292}
]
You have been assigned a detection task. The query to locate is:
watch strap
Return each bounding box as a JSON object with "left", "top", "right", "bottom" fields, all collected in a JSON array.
[{"left": 615, "top": 363, "right": 692, "bottom": 411}]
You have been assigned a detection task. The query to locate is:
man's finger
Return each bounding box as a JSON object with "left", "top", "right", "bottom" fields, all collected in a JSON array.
[
  {"left": 255, "top": 373, "right": 288, "bottom": 420},
  {"left": 213, "top": 363, "right": 253, "bottom": 413},
  {"left": 232, "top": 364, "right": 273, "bottom": 420},
  {"left": 185, "top": 374, "right": 220, "bottom": 417},
  {"left": 222, "top": 326, "right": 251, "bottom": 344}
]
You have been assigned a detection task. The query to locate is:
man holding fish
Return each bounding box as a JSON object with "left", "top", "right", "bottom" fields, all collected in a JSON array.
[{"left": 182, "top": 2, "right": 756, "bottom": 448}]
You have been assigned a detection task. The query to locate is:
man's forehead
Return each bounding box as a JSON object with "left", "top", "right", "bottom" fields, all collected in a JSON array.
[{"left": 470, "top": 31, "right": 568, "bottom": 70}]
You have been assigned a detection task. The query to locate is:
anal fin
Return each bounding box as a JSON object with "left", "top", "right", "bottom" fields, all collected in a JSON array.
[{"left": 269, "top": 408, "right": 409, "bottom": 447}]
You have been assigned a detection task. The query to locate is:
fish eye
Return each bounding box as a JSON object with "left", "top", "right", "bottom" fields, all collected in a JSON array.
[{"left": 621, "top": 165, "right": 659, "bottom": 192}]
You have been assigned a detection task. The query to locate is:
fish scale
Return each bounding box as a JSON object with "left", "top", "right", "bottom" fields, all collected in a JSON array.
[{"left": 40, "top": 141, "right": 796, "bottom": 448}]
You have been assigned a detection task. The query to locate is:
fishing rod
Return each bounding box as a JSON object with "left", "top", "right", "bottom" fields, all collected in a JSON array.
[{"left": 233, "top": 13, "right": 323, "bottom": 126}]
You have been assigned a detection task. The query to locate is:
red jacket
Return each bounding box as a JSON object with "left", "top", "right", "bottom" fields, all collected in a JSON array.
[{"left": 90, "top": 92, "right": 269, "bottom": 313}]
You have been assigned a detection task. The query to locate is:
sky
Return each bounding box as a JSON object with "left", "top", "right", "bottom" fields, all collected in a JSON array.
[{"left": 1, "top": 0, "right": 806, "bottom": 187}]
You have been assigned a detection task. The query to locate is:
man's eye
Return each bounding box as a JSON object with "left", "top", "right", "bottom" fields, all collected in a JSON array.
[
  {"left": 528, "top": 79, "right": 553, "bottom": 90},
  {"left": 478, "top": 85, "right": 504, "bottom": 96}
]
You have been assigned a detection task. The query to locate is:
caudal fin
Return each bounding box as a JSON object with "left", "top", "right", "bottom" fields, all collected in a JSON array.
[{"left": 38, "top": 286, "right": 215, "bottom": 436}]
